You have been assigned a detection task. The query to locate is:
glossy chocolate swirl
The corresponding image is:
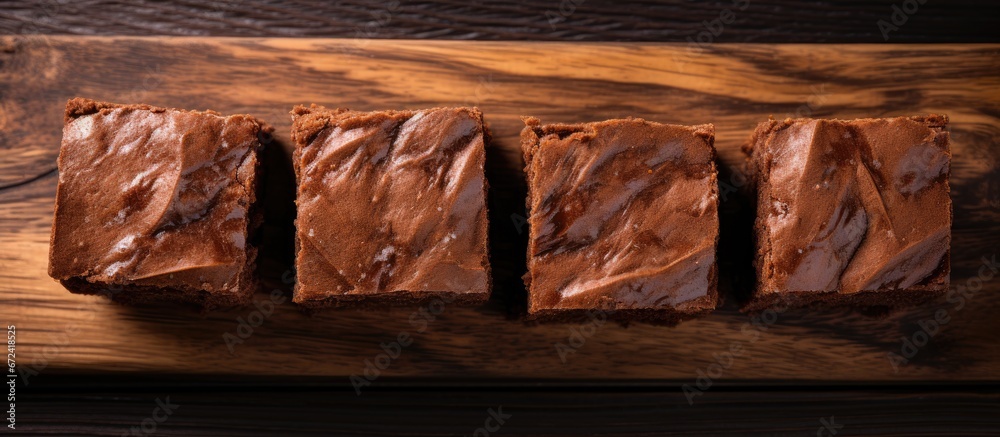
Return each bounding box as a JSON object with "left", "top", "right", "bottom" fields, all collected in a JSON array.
[
  {"left": 746, "top": 115, "right": 951, "bottom": 299},
  {"left": 290, "top": 105, "right": 490, "bottom": 305},
  {"left": 49, "top": 98, "right": 263, "bottom": 302},
  {"left": 521, "top": 117, "right": 719, "bottom": 315}
]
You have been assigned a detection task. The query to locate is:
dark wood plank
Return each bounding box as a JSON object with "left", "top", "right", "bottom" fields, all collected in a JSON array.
[
  {"left": 16, "top": 386, "right": 1000, "bottom": 435},
  {"left": 1, "top": 36, "right": 998, "bottom": 383},
  {"left": 0, "top": 0, "right": 998, "bottom": 43}
]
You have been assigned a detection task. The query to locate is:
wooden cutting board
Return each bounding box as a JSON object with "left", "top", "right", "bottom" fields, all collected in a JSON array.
[{"left": 1, "top": 36, "right": 998, "bottom": 383}]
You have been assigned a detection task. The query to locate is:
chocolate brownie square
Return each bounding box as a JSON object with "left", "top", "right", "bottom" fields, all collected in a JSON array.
[
  {"left": 290, "top": 105, "right": 491, "bottom": 308},
  {"left": 521, "top": 117, "right": 720, "bottom": 324},
  {"left": 48, "top": 98, "right": 268, "bottom": 308},
  {"left": 742, "top": 115, "right": 951, "bottom": 311}
]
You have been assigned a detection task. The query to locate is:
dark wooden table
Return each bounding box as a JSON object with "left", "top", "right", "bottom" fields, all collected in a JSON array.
[{"left": 3, "top": 2, "right": 999, "bottom": 435}]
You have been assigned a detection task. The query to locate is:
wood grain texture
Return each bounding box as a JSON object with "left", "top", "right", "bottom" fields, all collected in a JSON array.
[
  {"left": 0, "top": 0, "right": 998, "bottom": 43},
  {"left": 1, "top": 36, "right": 999, "bottom": 384},
  {"left": 16, "top": 386, "right": 1000, "bottom": 435}
]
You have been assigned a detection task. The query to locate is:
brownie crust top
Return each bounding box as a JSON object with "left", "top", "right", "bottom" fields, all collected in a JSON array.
[
  {"left": 48, "top": 98, "right": 265, "bottom": 296},
  {"left": 745, "top": 115, "right": 951, "bottom": 296},
  {"left": 521, "top": 117, "right": 719, "bottom": 313},
  {"left": 290, "top": 105, "right": 490, "bottom": 303}
]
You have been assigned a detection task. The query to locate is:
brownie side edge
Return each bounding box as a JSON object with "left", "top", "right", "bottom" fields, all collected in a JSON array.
[
  {"left": 293, "top": 290, "right": 490, "bottom": 311},
  {"left": 63, "top": 97, "right": 232, "bottom": 123}
]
